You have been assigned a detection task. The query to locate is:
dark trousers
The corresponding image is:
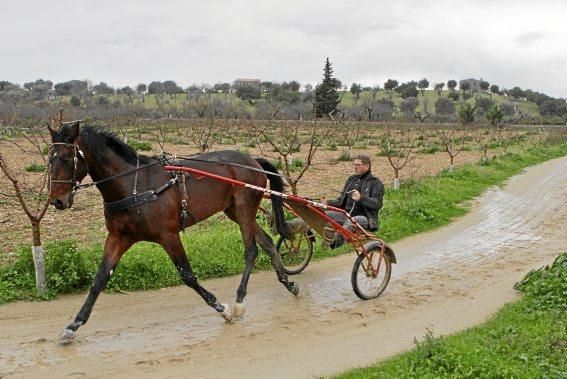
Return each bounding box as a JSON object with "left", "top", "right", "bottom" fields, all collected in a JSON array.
[{"left": 326, "top": 211, "right": 369, "bottom": 233}]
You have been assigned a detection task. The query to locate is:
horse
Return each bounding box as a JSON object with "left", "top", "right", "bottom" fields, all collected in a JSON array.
[{"left": 47, "top": 121, "right": 298, "bottom": 342}]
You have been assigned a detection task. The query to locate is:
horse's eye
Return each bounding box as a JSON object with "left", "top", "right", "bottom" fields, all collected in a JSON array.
[{"left": 59, "top": 157, "right": 70, "bottom": 164}]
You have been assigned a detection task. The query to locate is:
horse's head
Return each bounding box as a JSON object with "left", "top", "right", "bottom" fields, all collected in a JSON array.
[{"left": 48, "top": 121, "right": 88, "bottom": 210}]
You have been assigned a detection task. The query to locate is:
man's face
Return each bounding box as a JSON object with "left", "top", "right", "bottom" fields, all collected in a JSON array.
[{"left": 353, "top": 159, "right": 370, "bottom": 175}]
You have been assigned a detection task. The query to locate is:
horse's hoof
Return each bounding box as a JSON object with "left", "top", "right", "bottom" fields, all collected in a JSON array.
[
  {"left": 220, "top": 303, "right": 233, "bottom": 323},
  {"left": 232, "top": 302, "right": 246, "bottom": 318},
  {"left": 290, "top": 282, "right": 300, "bottom": 297},
  {"left": 58, "top": 328, "right": 76, "bottom": 344}
]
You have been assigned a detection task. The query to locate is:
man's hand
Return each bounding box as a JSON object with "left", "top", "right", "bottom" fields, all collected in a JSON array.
[
  {"left": 320, "top": 197, "right": 328, "bottom": 205},
  {"left": 351, "top": 190, "right": 361, "bottom": 201}
]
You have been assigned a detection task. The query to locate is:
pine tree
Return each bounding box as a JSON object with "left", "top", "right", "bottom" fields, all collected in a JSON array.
[{"left": 314, "top": 58, "right": 341, "bottom": 117}]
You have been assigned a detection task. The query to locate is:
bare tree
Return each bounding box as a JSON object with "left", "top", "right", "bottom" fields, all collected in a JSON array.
[
  {"left": 377, "top": 124, "right": 418, "bottom": 189},
  {"left": 0, "top": 112, "right": 60, "bottom": 293},
  {"left": 249, "top": 115, "right": 335, "bottom": 195},
  {"left": 187, "top": 118, "right": 224, "bottom": 153},
  {"left": 149, "top": 120, "right": 170, "bottom": 155},
  {"left": 526, "top": 127, "right": 545, "bottom": 149},
  {"left": 439, "top": 125, "right": 468, "bottom": 171},
  {"left": 496, "top": 127, "right": 514, "bottom": 154},
  {"left": 473, "top": 125, "right": 496, "bottom": 162},
  {"left": 336, "top": 121, "right": 364, "bottom": 158}
]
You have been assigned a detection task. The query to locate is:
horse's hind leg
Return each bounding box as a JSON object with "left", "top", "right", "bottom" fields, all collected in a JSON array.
[
  {"left": 222, "top": 206, "right": 261, "bottom": 317},
  {"left": 60, "top": 234, "right": 134, "bottom": 343},
  {"left": 254, "top": 224, "right": 299, "bottom": 296},
  {"left": 159, "top": 235, "right": 232, "bottom": 321},
  {"left": 225, "top": 206, "right": 298, "bottom": 319}
]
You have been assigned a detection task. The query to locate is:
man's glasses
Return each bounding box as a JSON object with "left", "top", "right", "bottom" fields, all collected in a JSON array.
[{"left": 353, "top": 163, "right": 368, "bottom": 167}]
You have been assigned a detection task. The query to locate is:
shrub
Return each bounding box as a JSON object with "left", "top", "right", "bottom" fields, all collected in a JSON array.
[
  {"left": 25, "top": 162, "right": 46, "bottom": 172},
  {"left": 70, "top": 96, "right": 81, "bottom": 108},
  {"left": 337, "top": 150, "right": 351, "bottom": 161},
  {"left": 127, "top": 140, "right": 152, "bottom": 151},
  {"left": 514, "top": 253, "right": 566, "bottom": 313},
  {"left": 447, "top": 92, "right": 459, "bottom": 101},
  {"left": 289, "top": 158, "right": 304, "bottom": 172},
  {"left": 421, "top": 145, "right": 440, "bottom": 154},
  {"left": 436, "top": 97, "right": 456, "bottom": 115},
  {"left": 44, "top": 240, "right": 92, "bottom": 293}
]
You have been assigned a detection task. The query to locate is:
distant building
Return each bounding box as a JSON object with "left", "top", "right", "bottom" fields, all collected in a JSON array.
[
  {"left": 459, "top": 78, "right": 482, "bottom": 92},
  {"left": 234, "top": 78, "right": 261, "bottom": 88}
]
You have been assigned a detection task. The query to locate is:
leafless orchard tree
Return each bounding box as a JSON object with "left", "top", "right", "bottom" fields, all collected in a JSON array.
[
  {"left": 336, "top": 121, "right": 365, "bottom": 158},
  {"left": 495, "top": 126, "right": 516, "bottom": 154},
  {"left": 0, "top": 112, "right": 63, "bottom": 293},
  {"left": 439, "top": 125, "right": 469, "bottom": 171},
  {"left": 473, "top": 125, "right": 496, "bottom": 162},
  {"left": 416, "top": 123, "right": 438, "bottom": 151},
  {"left": 248, "top": 115, "right": 335, "bottom": 195},
  {"left": 377, "top": 124, "right": 418, "bottom": 189},
  {"left": 526, "top": 127, "right": 545, "bottom": 149},
  {"left": 219, "top": 119, "right": 243, "bottom": 146},
  {"left": 148, "top": 119, "right": 170, "bottom": 155},
  {"left": 112, "top": 114, "right": 137, "bottom": 143},
  {"left": 186, "top": 118, "right": 224, "bottom": 153}
]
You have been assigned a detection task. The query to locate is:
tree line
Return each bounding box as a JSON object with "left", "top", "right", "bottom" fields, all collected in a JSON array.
[{"left": 1, "top": 58, "right": 566, "bottom": 125}]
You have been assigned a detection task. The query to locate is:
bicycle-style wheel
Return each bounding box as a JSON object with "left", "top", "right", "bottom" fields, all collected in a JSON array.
[
  {"left": 276, "top": 229, "right": 314, "bottom": 275},
  {"left": 351, "top": 245, "right": 392, "bottom": 300}
]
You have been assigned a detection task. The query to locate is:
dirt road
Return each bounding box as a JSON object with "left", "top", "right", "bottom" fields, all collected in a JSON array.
[{"left": 1, "top": 157, "right": 565, "bottom": 378}]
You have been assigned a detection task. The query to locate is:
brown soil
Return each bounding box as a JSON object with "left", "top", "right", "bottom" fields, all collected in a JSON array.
[
  {"left": 0, "top": 157, "right": 565, "bottom": 378},
  {"left": 1, "top": 135, "right": 490, "bottom": 256}
]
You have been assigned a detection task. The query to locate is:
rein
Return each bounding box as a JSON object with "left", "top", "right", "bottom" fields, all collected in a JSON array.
[
  {"left": 171, "top": 154, "right": 294, "bottom": 182},
  {"left": 49, "top": 142, "right": 170, "bottom": 192},
  {"left": 50, "top": 141, "right": 175, "bottom": 213}
]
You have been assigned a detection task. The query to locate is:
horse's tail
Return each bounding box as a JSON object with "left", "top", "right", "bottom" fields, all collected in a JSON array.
[{"left": 255, "top": 158, "right": 293, "bottom": 239}]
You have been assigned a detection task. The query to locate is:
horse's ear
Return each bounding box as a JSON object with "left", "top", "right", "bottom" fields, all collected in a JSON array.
[
  {"left": 68, "top": 121, "right": 81, "bottom": 141},
  {"left": 47, "top": 121, "right": 57, "bottom": 138}
]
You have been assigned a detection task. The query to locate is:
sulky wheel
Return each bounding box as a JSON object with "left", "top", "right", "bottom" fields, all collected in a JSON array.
[
  {"left": 276, "top": 229, "right": 315, "bottom": 275},
  {"left": 351, "top": 245, "right": 392, "bottom": 300}
]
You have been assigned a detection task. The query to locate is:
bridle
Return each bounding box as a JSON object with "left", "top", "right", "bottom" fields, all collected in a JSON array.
[
  {"left": 49, "top": 142, "right": 86, "bottom": 203},
  {"left": 49, "top": 141, "right": 173, "bottom": 208}
]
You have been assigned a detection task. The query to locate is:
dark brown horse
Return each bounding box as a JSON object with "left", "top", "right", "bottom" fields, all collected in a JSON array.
[{"left": 48, "top": 122, "right": 298, "bottom": 342}]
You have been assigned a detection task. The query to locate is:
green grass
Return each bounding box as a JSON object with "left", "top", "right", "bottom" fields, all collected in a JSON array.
[
  {"left": 335, "top": 253, "right": 567, "bottom": 378},
  {"left": 24, "top": 162, "right": 46, "bottom": 172},
  {"left": 127, "top": 139, "right": 153, "bottom": 151},
  {"left": 0, "top": 143, "right": 565, "bottom": 303}
]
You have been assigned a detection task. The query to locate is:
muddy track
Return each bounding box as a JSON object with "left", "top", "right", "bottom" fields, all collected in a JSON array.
[{"left": 1, "top": 157, "right": 565, "bottom": 378}]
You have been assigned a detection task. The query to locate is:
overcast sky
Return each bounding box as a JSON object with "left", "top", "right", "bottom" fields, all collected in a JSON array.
[{"left": 3, "top": 0, "right": 566, "bottom": 98}]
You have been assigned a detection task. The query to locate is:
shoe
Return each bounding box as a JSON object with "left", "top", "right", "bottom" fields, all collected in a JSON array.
[{"left": 330, "top": 235, "right": 345, "bottom": 249}]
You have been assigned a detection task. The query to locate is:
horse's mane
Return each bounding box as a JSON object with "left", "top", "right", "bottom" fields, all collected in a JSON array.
[{"left": 78, "top": 125, "right": 154, "bottom": 165}]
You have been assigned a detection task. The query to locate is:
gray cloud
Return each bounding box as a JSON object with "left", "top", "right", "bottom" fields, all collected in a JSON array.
[
  {"left": 515, "top": 32, "right": 547, "bottom": 47},
  {"left": 1, "top": 0, "right": 566, "bottom": 97}
]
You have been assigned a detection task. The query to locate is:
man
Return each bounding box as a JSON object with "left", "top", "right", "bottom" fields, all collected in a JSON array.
[{"left": 322, "top": 154, "right": 384, "bottom": 249}]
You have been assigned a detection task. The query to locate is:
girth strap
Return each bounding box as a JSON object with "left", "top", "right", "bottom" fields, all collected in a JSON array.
[
  {"left": 103, "top": 177, "right": 178, "bottom": 214},
  {"left": 178, "top": 173, "right": 197, "bottom": 231}
]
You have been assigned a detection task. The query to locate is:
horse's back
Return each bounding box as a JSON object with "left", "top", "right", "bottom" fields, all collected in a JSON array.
[
  {"left": 180, "top": 150, "right": 264, "bottom": 184},
  {"left": 199, "top": 150, "right": 260, "bottom": 166}
]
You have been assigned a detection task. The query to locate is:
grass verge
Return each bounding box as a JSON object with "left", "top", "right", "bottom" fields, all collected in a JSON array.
[
  {"left": 0, "top": 144, "right": 566, "bottom": 303},
  {"left": 335, "top": 253, "right": 567, "bottom": 378}
]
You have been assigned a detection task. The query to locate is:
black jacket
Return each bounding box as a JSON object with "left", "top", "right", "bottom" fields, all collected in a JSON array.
[{"left": 328, "top": 171, "right": 384, "bottom": 231}]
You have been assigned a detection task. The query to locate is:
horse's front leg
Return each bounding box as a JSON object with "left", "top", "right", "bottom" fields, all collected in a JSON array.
[
  {"left": 160, "top": 235, "right": 231, "bottom": 321},
  {"left": 59, "top": 234, "right": 133, "bottom": 343}
]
